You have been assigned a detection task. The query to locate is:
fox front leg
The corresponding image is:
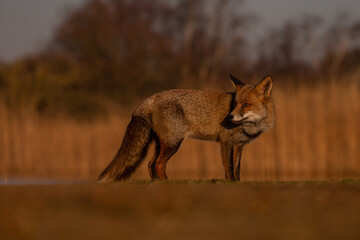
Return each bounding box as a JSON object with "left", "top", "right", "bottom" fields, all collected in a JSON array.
[
  {"left": 233, "top": 146, "right": 243, "bottom": 181},
  {"left": 220, "top": 143, "right": 235, "bottom": 180}
]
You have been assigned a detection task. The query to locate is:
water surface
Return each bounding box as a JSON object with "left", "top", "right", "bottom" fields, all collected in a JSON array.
[{"left": 0, "top": 178, "right": 88, "bottom": 185}]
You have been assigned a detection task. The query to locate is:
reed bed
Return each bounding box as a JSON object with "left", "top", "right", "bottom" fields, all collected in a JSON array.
[{"left": 0, "top": 82, "right": 359, "bottom": 181}]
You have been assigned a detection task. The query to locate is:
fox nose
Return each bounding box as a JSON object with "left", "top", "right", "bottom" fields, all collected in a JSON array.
[{"left": 228, "top": 114, "right": 234, "bottom": 120}]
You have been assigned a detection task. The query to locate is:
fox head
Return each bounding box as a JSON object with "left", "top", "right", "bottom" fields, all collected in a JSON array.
[{"left": 228, "top": 74, "right": 273, "bottom": 124}]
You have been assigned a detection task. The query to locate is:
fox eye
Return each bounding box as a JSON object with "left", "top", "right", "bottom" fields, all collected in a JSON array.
[{"left": 243, "top": 103, "right": 250, "bottom": 107}]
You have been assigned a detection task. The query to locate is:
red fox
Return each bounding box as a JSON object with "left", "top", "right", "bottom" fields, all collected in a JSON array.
[{"left": 98, "top": 75, "right": 275, "bottom": 182}]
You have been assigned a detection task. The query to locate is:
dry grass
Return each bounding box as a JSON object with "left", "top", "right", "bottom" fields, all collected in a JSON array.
[
  {"left": 1, "top": 182, "right": 360, "bottom": 240},
  {"left": 0, "top": 82, "right": 359, "bottom": 181}
]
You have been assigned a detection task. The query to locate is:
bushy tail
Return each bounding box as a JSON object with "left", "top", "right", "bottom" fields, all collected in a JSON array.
[{"left": 98, "top": 116, "right": 152, "bottom": 182}]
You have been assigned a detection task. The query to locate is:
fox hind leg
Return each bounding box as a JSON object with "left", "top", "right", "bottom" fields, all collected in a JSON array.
[
  {"left": 148, "top": 139, "right": 160, "bottom": 179},
  {"left": 155, "top": 141, "right": 182, "bottom": 180}
]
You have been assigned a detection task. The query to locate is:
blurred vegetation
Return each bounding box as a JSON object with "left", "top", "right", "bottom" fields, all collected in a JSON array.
[{"left": 0, "top": 0, "right": 359, "bottom": 119}]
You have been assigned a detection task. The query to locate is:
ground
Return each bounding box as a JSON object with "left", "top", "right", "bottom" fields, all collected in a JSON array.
[{"left": 1, "top": 180, "right": 360, "bottom": 240}]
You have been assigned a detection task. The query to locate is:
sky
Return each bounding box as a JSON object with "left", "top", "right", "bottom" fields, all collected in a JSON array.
[{"left": 0, "top": 0, "right": 359, "bottom": 62}]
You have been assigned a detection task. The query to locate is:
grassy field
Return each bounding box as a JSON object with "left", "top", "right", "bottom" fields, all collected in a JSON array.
[{"left": 1, "top": 180, "right": 360, "bottom": 240}]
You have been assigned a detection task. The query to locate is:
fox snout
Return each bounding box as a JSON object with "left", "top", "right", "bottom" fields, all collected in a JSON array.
[
  {"left": 228, "top": 111, "right": 251, "bottom": 123},
  {"left": 228, "top": 112, "right": 244, "bottom": 122}
]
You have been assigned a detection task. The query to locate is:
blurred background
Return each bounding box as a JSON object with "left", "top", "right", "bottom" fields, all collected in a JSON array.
[{"left": 0, "top": 0, "right": 359, "bottom": 181}]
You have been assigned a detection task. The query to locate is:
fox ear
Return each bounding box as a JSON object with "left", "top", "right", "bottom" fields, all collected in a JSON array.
[
  {"left": 229, "top": 74, "right": 245, "bottom": 88},
  {"left": 255, "top": 76, "right": 273, "bottom": 97}
]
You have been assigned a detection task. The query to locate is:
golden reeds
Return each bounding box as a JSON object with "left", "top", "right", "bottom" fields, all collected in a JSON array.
[{"left": 0, "top": 82, "right": 358, "bottom": 181}]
